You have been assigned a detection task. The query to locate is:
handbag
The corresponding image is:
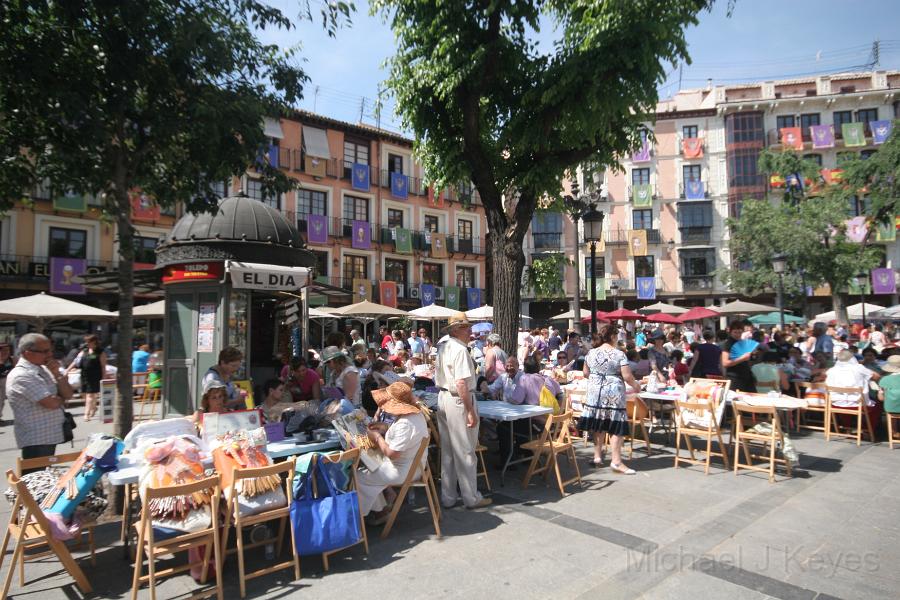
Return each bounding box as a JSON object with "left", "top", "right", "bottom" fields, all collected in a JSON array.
[
  {"left": 62, "top": 411, "right": 76, "bottom": 443},
  {"left": 290, "top": 460, "right": 362, "bottom": 555}
]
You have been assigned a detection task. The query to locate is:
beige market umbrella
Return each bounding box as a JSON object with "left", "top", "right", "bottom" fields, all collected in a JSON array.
[
  {"left": 330, "top": 300, "right": 408, "bottom": 340},
  {"left": 638, "top": 301, "right": 688, "bottom": 315},
  {"left": 812, "top": 302, "right": 884, "bottom": 323},
  {"left": 132, "top": 300, "right": 165, "bottom": 318},
  {"left": 717, "top": 300, "right": 781, "bottom": 315},
  {"left": 309, "top": 306, "right": 338, "bottom": 319},
  {"left": 549, "top": 308, "right": 593, "bottom": 321},
  {"left": 409, "top": 304, "right": 458, "bottom": 320},
  {"left": 465, "top": 305, "right": 494, "bottom": 320},
  {"left": 0, "top": 292, "right": 116, "bottom": 332}
]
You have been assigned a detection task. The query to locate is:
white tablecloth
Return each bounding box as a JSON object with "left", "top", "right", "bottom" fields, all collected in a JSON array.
[{"left": 476, "top": 400, "right": 552, "bottom": 422}]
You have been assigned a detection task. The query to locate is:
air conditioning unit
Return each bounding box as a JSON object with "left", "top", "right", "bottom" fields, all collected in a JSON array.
[
  {"left": 409, "top": 287, "right": 421, "bottom": 299},
  {"left": 396, "top": 284, "right": 405, "bottom": 298},
  {"left": 434, "top": 286, "right": 445, "bottom": 300}
]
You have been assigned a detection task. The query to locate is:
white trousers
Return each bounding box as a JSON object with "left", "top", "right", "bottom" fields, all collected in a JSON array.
[{"left": 436, "top": 392, "right": 482, "bottom": 508}]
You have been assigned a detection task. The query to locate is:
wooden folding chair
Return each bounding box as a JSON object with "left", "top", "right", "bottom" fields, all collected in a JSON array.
[
  {"left": 796, "top": 381, "right": 828, "bottom": 432},
  {"left": 137, "top": 385, "right": 162, "bottom": 421},
  {"left": 674, "top": 398, "right": 731, "bottom": 474},
  {"left": 565, "top": 387, "right": 590, "bottom": 446},
  {"left": 221, "top": 459, "right": 299, "bottom": 598},
  {"left": 732, "top": 401, "right": 792, "bottom": 483},
  {"left": 825, "top": 386, "right": 875, "bottom": 446},
  {"left": 131, "top": 475, "right": 223, "bottom": 600},
  {"left": 521, "top": 410, "right": 582, "bottom": 496},
  {"left": 625, "top": 396, "right": 652, "bottom": 458},
  {"left": 0, "top": 470, "right": 93, "bottom": 597},
  {"left": 133, "top": 371, "right": 149, "bottom": 396},
  {"left": 316, "top": 449, "right": 369, "bottom": 571},
  {"left": 380, "top": 437, "right": 442, "bottom": 539},
  {"left": 887, "top": 412, "right": 900, "bottom": 449}
]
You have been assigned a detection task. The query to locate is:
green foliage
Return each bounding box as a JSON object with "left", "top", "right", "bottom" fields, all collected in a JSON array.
[{"left": 525, "top": 253, "right": 573, "bottom": 299}]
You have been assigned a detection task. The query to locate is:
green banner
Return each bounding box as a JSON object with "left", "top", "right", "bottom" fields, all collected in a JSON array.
[
  {"left": 842, "top": 122, "right": 866, "bottom": 147},
  {"left": 52, "top": 193, "right": 86, "bottom": 212},
  {"left": 876, "top": 221, "right": 896, "bottom": 242},
  {"left": 586, "top": 277, "right": 607, "bottom": 300},
  {"left": 445, "top": 286, "right": 460, "bottom": 309},
  {"left": 395, "top": 228, "right": 412, "bottom": 254},
  {"left": 847, "top": 279, "right": 872, "bottom": 295},
  {"left": 632, "top": 184, "right": 652, "bottom": 207}
]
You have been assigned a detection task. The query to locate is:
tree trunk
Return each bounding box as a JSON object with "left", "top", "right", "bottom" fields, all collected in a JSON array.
[
  {"left": 831, "top": 290, "right": 848, "bottom": 325},
  {"left": 489, "top": 227, "right": 525, "bottom": 356}
]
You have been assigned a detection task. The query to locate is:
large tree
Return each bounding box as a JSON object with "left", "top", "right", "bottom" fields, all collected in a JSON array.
[
  {"left": 0, "top": 1, "right": 348, "bottom": 444},
  {"left": 373, "top": 0, "right": 713, "bottom": 351}
]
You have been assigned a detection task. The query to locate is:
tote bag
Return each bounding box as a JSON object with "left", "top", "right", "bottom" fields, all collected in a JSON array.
[{"left": 290, "top": 461, "right": 362, "bottom": 555}]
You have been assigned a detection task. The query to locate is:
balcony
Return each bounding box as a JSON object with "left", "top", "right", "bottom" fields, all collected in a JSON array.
[
  {"left": 681, "top": 275, "right": 715, "bottom": 292},
  {"left": 605, "top": 229, "right": 661, "bottom": 245},
  {"left": 378, "top": 170, "right": 427, "bottom": 196},
  {"left": 679, "top": 226, "right": 712, "bottom": 245},
  {"left": 679, "top": 181, "right": 710, "bottom": 199},
  {"left": 532, "top": 232, "right": 563, "bottom": 249},
  {"left": 319, "top": 276, "right": 485, "bottom": 307}
]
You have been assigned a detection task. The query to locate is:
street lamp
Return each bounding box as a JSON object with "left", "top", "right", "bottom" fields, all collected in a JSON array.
[
  {"left": 583, "top": 206, "right": 606, "bottom": 335},
  {"left": 609, "top": 281, "right": 619, "bottom": 310},
  {"left": 565, "top": 176, "right": 605, "bottom": 333},
  {"left": 854, "top": 273, "right": 868, "bottom": 327},
  {"left": 772, "top": 253, "right": 787, "bottom": 332}
]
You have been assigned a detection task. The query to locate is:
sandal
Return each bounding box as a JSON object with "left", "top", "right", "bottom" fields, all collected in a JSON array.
[{"left": 610, "top": 463, "right": 636, "bottom": 475}]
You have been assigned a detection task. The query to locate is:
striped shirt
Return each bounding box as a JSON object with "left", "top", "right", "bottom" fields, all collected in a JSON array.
[{"left": 6, "top": 358, "right": 65, "bottom": 447}]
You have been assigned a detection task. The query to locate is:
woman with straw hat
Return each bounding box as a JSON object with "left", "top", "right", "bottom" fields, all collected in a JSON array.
[{"left": 356, "top": 382, "right": 429, "bottom": 524}]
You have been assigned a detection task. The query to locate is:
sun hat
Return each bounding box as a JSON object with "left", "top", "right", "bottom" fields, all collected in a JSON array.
[
  {"left": 202, "top": 379, "right": 227, "bottom": 395},
  {"left": 321, "top": 346, "right": 346, "bottom": 362},
  {"left": 442, "top": 311, "right": 472, "bottom": 331},
  {"left": 882, "top": 355, "right": 900, "bottom": 373},
  {"left": 371, "top": 382, "right": 421, "bottom": 416}
]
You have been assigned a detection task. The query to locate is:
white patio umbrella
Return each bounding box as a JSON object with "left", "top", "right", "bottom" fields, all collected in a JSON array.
[
  {"left": 131, "top": 300, "right": 165, "bottom": 319},
  {"left": 465, "top": 305, "right": 493, "bottom": 320},
  {"left": 549, "top": 308, "right": 593, "bottom": 321},
  {"left": 637, "top": 301, "right": 688, "bottom": 315},
  {"left": 717, "top": 299, "right": 781, "bottom": 315},
  {"left": 330, "top": 300, "right": 409, "bottom": 340},
  {"left": 869, "top": 304, "right": 900, "bottom": 320},
  {"left": 0, "top": 292, "right": 117, "bottom": 332},
  {"left": 409, "top": 304, "right": 458, "bottom": 320},
  {"left": 812, "top": 303, "right": 885, "bottom": 323}
]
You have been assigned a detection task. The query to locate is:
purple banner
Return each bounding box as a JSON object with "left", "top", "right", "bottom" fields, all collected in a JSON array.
[
  {"left": 871, "top": 268, "right": 896, "bottom": 295},
  {"left": 352, "top": 220, "right": 370, "bottom": 249},
  {"left": 420, "top": 284, "right": 435, "bottom": 306},
  {"left": 636, "top": 277, "right": 656, "bottom": 300},
  {"left": 631, "top": 138, "right": 651, "bottom": 163},
  {"left": 871, "top": 120, "right": 893, "bottom": 145},
  {"left": 810, "top": 124, "right": 834, "bottom": 149},
  {"left": 306, "top": 214, "right": 328, "bottom": 245},
  {"left": 684, "top": 180, "right": 705, "bottom": 200},
  {"left": 50, "top": 257, "right": 86, "bottom": 295},
  {"left": 466, "top": 287, "right": 481, "bottom": 309}
]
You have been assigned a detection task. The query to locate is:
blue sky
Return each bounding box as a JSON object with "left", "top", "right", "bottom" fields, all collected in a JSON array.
[{"left": 260, "top": 0, "right": 900, "bottom": 133}]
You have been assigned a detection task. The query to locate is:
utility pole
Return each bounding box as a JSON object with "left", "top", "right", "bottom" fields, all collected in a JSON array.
[{"left": 359, "top": 97, "right": 366, "bottom": 123}]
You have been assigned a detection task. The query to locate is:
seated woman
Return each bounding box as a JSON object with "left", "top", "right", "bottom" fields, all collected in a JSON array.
[
  {"left": 321, "top": 346, "right": 361, "bottom": 407},
  {"left": 258, "top": 378, "right": 292, "bottom": 423},
  {"left": 751, "top": 351, "right": 789, "bottom": 393},
  {"left": 193, "top": 381, "right": 231, "bottom": 430},
  {"left": 356, "top": 382, "right": 429, "bottom": 525},
  {"left": 284, "top": 357, "right": 322, "bottom": 404}
]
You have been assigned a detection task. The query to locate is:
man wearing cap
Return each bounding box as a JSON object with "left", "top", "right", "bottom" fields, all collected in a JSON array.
[{"left": 434, "top": 312, "right": 491, "bottom": 509}]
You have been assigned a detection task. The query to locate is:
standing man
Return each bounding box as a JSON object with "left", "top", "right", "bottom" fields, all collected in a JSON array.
[
  {"left": 418, "top": 327, "right": 432, "bottom": 356},
  {"left": 6, "top": 333, "right": 73, "bottom": 461},
  {"left": 407, "top": 329, "right": 425, "bottom": 356},
  {"left": 349, "top": 329, "right": 368, "bottom": 358},
  {"left": 434, "top": 312, "right": 491, "bottom": 509}
]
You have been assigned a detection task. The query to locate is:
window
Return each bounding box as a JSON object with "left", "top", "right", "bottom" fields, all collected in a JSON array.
[
  {"left": 297, "top": 189, "right": 327, "bottom": 216},
  {"left": 803, "top": 154, "right": 823, "bottom": 166},
  {"left": 847, "top": 195, "right": 870, "bottom": 217},
  {"left": 727, "top": 148, "right": 765, "bottom": 188},
  {"left": 343, "top": 139, "right": 369, "bottom": 167},
  {"left": 800, "top": 113, "right": 820, "bottom": 140},
  {"left": 678, "top": 203, "right": 713, "bottom": 228},
  {"left": 856, "top": 108, "right": 879, "bottom": 135},
  {"left": 385, "top": 259, "right": 408, "bottom": 284},
  {"left": 342, "top": 255, "right": 368, "bottom": 286},
  {"left": 134, "top": 236, "right": 157, "bottom": 264},
  {"left": 680, "top": 249, "right": 716, "bottom": 277},
  {"left": 634, "top": 256, "right": 655, "bottom": 278},
  {"left": 423, "top": 263, "right": 444, "bottom": 286},
  {"left": 387, "top": 153, "right": 403, "bottom": 174},
  {"left": 457, "top": 219, "right": 473, "bottom": 239},
  {"left": 531, "top": 212, "right": 562, "bottom": 248},
  {"left": 833, "top": 110, "right": 853, "bottom": 138},
  {"left": 245, "top": 178, "right": 279, "bottom": 209},
  {"left": 342, "top": 195, "right": 369, "bottom": 222},
  {"left": 632, "top": 168, "right": 651, "bottom": 185},
  {"left": 839, "top": 85, "right": 856, "bottom": 94},
  {"left": 682, "top": 125, "right": 698, "bottom": 139},
  {"left": 456, "top": 266, "right": 476, "bottom": 288},
  {"left": 212, "top": 180, "right": 229, "bottom": 199},
  {"left": 683, "top": 164, "right": 701, "bottom": 183},
  {"left": 776, "top": 115, "right": 796, "bottom": 130},
  {"left": 424, "top": 215, "right": 440, "bottom": 233},
  {"left": 48, "top": 227, "right": 87, "bottom": 259},
  {"left": 725, "top": 112, "right": 764, "bottom": 144},
  {"left": 387, "top": 208, "right": 404, "bottom": 229},
  {"left": 311, "top": 251, "right": 328, "bottom": 276},
  {"left": 632, "top": 209, "right": 652, "bottom": 230},
  {"left": 584, "top": 256, "right": 605, "bottom": 278}
]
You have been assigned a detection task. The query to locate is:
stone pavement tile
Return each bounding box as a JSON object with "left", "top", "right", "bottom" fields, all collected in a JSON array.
[{"left": 637, "top": 568, "right": 774, "bottom": 600}]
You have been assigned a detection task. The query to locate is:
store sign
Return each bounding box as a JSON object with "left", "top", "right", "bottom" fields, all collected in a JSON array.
[
  {"left": 162, "top": 262, "right": 224, "bottom": 284},
  {"left": 227, "top": 261, "right": 309, "bottom": 291}
]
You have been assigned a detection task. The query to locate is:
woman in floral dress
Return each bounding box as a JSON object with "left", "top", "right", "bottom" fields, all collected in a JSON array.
[{"left": 579, "top": 324, "right": 641, "bottom": 474}]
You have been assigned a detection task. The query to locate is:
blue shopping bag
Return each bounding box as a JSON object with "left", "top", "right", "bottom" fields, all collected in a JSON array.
[{"left": 290, "top": 461, "right": 362, "bottom": 555}]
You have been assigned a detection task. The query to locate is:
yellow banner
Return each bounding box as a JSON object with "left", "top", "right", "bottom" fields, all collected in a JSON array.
[{"left": 627, "top": 230, "right": 648, "bottom": 257}]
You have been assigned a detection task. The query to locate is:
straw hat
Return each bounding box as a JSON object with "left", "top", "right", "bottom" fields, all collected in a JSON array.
[
  {"left": 321, "top": 346, "right": 346, "bottom": 362},
  {"left": 442, "top": 311, "right": 472, "bottom": 331},
  {"left": 371, "top": 382, "right": 421, "bottom": 416},
  {"left": 882, "top": 355, "right": 900, "bottom": 373}
]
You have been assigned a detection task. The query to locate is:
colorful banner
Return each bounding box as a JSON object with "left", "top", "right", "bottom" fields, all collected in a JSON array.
[
  {"left": 420, "top": 284, "right": 435, "bottom": 306},
  {"left": 52, "top": 192, "right": 87, "bottom": 213},
  {"left": 379, "top": 281, "right": 397, "bottom": 308},
  {"left": 352, "top": 278, "right": 371, "bottom": 303},
  {"left": 632, "top": 183, "right": 652, "bottom": 207},
  {"left": 781, "top": 127, "right": 803, "bottom": 150},
  {"left": 871, "top": 120, "right": 893, "bottom": 145},
  {"left": 427, "top": 186, "right": 445, "bottom": 208},
  {"left": 390, "top": 172, "right": 408, "bottom": 199},
  {"left": 810, "top": 125, "right": 835, "bottom": 149},
  {"left": 627, "top": 229, "right": 648, "bottom": 257},
  {"left": 431, "top": 233, "right": 448, "bottom": 258},
  {"left": 351, "top": 162, "right": 370, "bottom": 191},
  {"left": 845, "top": 216, "right": 868, "bottom": 243},
  {"left": 352, "top": 220, "right": 370, "bottom": 249},
  {"left": 682, "top": 138, "right": 703, "bottom": 158},
  {"left": 631, "top": 138, "right": 651, "bottom": 163},
  {"left": 594, "top": 277, "right": 606, "bottom": 301},
  {"left": 876, "top": 220, "right": 896, "bottom": 242},
  {"left": 395, "top": 228, "right": 412, "bottom": 254},
  {"left": 769, "top": 175, "right": 785, "bottom": 188},
  {"left": 820, "top": 169, "right": 844, "bottom": 185},
  {"left": 445, "top": 286, "right": 460, "bottom": 310},
  {"left": 684, "top": 180, "right": 705, "bottom": 200},
  {"left": 466, "top": 287, "right": 481, "bottom": 309},
  {"left": 636, "top": 277, "right": 656, "bottom": 300},
  {"left": 130, "top": 191, "right": 161, "bottom": 221},
  {"left": 306, "top": 214, "right": 328, "bottom": 244},
  {"left": 847, "top": 278, "right": 872, "bottom": 296},
  {"left": 871, "top": 268, "right": 897, "bottom": 295},
  {"left": 842, "top": 122, "right": 866, "bottom": 147},
  {"left": 49, "top": 257, "right": 86, "bottom": 295},
  {"left": 304, "top": 155, "right": 327, "bottom": 177}
]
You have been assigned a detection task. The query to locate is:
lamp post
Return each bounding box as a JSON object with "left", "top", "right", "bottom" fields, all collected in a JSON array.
[
  {"left": 609, "top": 281, "right": 620, "bottom": 310},
  {"left": 564, "top": 175, "right": 604, "bottom": 333},
  {"left": 855, "top": 273, "right": 868, "bottom": 328},
  {"left": 583, "top": 207, "right": 606, "bottom": 335},
  {"left": 772, "top": 253, "right": 787, "bottom": 332}
]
